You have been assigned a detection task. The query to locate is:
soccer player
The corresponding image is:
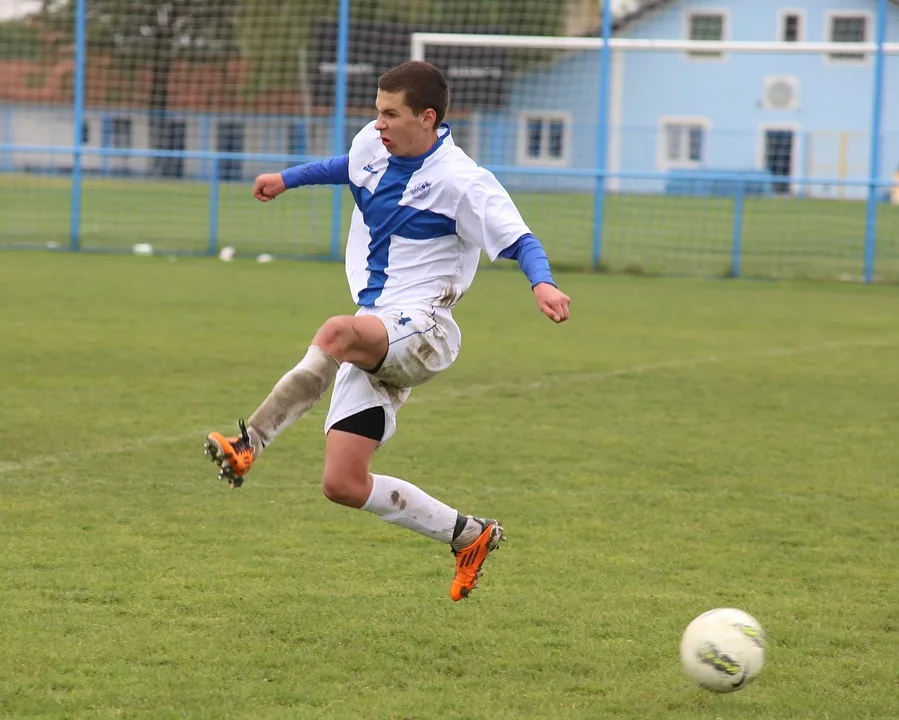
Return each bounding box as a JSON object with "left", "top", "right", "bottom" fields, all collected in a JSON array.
[{"left": 205, "top": 61, "right": 570, "bottom": 601}]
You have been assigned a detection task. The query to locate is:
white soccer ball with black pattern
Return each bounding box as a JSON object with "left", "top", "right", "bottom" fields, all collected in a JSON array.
[{"left": 679, "top": 607, "right": 766, "bottom": 693}]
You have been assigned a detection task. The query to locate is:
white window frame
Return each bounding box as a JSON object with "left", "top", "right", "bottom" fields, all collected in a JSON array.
[
  {"left": 777, "top": 9, "right": 805, "bottom": 42},
  {"left": 757, "top": 122, "right": 801, "bottom": 194},
  {"left": 683, "top": 8, "right": 730, "bottom": 61},
  {"left": 824, "top": 11, "right": 873, "bottom": 65},
  {"left": 657, "top": 116, "right": 710, "bottom": 170},
  {"left": 515, "top": 111, "right": 572, "bottom": 167}
]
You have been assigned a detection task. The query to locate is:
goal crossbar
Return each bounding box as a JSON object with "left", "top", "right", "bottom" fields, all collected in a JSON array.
[{"left": 411, "top": 32, "right": 899, "bottom": 60}]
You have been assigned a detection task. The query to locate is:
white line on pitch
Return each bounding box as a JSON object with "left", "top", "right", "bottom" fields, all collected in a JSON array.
[{"left": 1, "top": 339, "right": 893, "bottom": 477}]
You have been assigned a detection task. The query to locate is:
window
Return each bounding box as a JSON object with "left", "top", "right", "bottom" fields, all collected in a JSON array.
[
  {"left": 686, "top": 10, "right": 726, "bottom": 58},
  {"left": 828, "top": 13, "right": 869, "bottom": 62},
  {"left": 109, "top": 117, "right": 132, "bottom": 148},
  {"left": 659, "top": 119, "right": 708, "bottom": 169},
  {"left": 780, "top": 12, "right": 802, "bottom": 42},
  {"left": 516, "top": 113, "right": 570, "bottom": 166}
]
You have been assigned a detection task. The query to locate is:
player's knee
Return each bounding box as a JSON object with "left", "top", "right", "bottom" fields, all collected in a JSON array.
[
  {"left": 321, "top": 467, "right": 368, "bottom": 508},
  {"left": 313, "top": 316, "right": 357, "bottom": 361}
]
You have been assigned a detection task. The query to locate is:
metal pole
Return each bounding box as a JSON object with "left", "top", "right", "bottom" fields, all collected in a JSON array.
[
  {"left": 730, "top": 182, "right": 745, "bottom": 278},
  {"left": 863, "top": 0, "right": 888, "bottom": 283},
  {"left": 592, "top": 1, "right": 613, "bottom": 270},
  {"left": 69, "top": 0, "right": 87, "bottom": 251},
  {"left": 208, "top": 156, "right": 220, "bottom": 255},
  {"left": 330, "top": 0, "right": 351, "bottom": 260}
]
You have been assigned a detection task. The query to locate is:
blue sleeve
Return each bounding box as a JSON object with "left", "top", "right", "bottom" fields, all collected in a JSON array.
[
  {"left": 281, "top": 154, "right": 350, "bottom": 189},
  {"left": 499, "top": 233, "right": 556, "bottom": 288}
]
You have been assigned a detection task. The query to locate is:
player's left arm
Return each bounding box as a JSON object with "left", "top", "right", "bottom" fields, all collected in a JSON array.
[
  {"left": 498, "top": 234, "right": 570, "bottom": 323},
  {"left": 456, "top": 172, "right": 571, "bottom": 323}
]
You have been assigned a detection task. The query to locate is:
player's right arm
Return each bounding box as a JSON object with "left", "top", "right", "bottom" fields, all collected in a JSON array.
[
  {"left": 456, "top": 168, "right": 571, "bottom": 323},
  {"left": 253, "top": 154, "right": 351, "bottom": 202}
]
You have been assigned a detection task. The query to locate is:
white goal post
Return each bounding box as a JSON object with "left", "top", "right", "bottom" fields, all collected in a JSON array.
[{"left": 410, "top": 32, "right": 899, "bottom": 198}]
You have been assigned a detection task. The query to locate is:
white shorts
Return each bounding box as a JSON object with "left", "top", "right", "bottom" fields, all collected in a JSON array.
[{"left": 324, "top": 305, "right": 461, "bottom": 444}]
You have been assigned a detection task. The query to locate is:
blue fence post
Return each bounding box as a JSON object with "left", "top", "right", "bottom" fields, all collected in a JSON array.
[
  {"left": 69, "top": 0, "right": 87, "bottom": 251},
  {"left": 329, "top": 0, "right": 351, "bottom": 260},
  {"left": 864, "top": 0, "right": 888, "bottom": 283},
  {"left": 731, "top": 180, "right": 745, "bottom": 278},
  {"left": 100, "top": 113, "right": 111, "bottom": 176},
  {"left": 1, "top": 108, "right": 12, "bottom": 171},
  {"left": 200, "top": 114, "right": 212, "bottom": 180},
  {"left": 208, "top": 153, "right": 220, "bottom": 256},
  {"left": 592, "top": 0, "right": 614, "bottom": 271}
]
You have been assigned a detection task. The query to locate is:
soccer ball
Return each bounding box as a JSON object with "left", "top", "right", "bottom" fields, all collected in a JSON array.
[{"left": 679, "top": 607, "right": 766, "bottom": 693}]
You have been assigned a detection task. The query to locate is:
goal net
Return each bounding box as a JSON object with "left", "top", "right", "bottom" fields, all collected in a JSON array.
[
  {"left": 1, "top": 0, "right": 898, "bottom": 281},
  {"left": 412, "top": 7, "right": 899, "bottom": 282}
]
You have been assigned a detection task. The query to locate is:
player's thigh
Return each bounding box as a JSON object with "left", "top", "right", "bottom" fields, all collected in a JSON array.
[
  {"left": 373, "top": 308, "right": 460, "bottom": 388},
  {"left": 324, "top": 363, "right": 411, "bottom": 445},
  {"left": 313, "top": 314, "right": 388, "bottom": 370}
]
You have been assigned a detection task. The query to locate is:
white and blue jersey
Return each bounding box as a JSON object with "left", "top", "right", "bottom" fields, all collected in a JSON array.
[{"left": 281, "top": 121, "right": 554, "bottom": 309}]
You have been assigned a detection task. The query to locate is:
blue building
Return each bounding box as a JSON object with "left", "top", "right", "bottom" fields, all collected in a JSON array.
[{"left": 477, "top": 0, "right": 899, "bottom": 198}]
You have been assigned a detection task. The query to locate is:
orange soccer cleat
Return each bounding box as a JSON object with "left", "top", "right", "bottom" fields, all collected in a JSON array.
[
  {"left": 450, "top": 518, "right": 505, "bottom": 601},
  {"left": 204, "top": 419, "right": 256, "bottom": 488}
]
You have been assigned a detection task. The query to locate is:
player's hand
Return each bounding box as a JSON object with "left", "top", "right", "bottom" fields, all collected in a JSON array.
[
  {"left": 533, "top": 282, "right": 571, "bottom": 323},
  {"left": 253, "top": 172, "right": 287, "bottom": 202}
]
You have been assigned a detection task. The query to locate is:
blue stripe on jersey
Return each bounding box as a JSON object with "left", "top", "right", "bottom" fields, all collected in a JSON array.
[{"left": 351, "top": 146, "right": 456, "bottom": 307}]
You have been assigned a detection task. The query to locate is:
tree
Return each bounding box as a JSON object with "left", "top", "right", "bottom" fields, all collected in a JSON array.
[
  {"left": 40, "top": 0, "right": 239, "bottom": 175},
  {"left": 0, "top": 19, "right": 46, "bottom": 61},
  {"left": 237, "top": 0, "right": 570, "bottom": 100},
  {"left": 34, "top": 0, "right": 578, "bottom": 130}
]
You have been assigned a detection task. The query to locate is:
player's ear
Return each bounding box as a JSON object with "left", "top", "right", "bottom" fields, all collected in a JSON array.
[{"left": 420, "top": 108, "right": 437, "bottom": 131}]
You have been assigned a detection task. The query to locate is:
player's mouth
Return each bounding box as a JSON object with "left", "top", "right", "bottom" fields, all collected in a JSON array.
[{"left": 380, "top": 136, "right": 391, "bottom": 147}]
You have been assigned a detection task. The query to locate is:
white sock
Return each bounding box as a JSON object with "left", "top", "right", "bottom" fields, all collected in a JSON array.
[
  {"left": 362, "top": 473, "right": 461, "bottom": 543},
  {"left": 247, "top": 346, "right": 339, "bottom": 455}
]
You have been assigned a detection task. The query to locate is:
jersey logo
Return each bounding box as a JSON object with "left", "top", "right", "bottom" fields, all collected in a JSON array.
[
  {"left": 363, "top": 163, "right": 379, "bottom": 175},
  {"left": 398, "top": 315, "right": 412, "bottom": 326},
  {"left": 410, "top": 181, "right": 432, "bottom": 199}
]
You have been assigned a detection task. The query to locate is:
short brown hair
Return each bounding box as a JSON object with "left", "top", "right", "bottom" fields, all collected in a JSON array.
[{"left": 378, "top": 61, "right": 450, "bottom": 128}]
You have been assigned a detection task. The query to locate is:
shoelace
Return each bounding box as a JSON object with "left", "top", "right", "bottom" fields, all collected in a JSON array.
[{"left": 233, "top": 418, "right": 252, "bottom": 452}]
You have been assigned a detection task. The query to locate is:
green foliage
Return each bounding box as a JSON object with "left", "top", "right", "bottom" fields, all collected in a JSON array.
[
  {"left": 38, "top": 0, "right": 240, "bottom": 61},
  {"left": 0, "top": 19, "right": 44, "bottom": 60}
]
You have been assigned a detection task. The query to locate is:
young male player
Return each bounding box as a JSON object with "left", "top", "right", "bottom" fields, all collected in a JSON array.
[{"left": 205, "top": 61, "right": 570, "bottom": 601}]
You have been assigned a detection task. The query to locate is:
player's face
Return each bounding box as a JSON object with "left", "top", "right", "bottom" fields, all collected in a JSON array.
[{"left": 374, "top": 89, "right": 437, "bottom": 157}]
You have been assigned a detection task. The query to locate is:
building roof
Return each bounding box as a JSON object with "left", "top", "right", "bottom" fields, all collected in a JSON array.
[
  {"left": 0, "top": 56, "right": 315, "bottom": 113},
  {"left": 612, "top": 0, "right": 676, "bottom": 34}
]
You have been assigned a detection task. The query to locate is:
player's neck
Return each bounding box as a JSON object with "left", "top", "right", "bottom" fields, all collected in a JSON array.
[{"left": 398, "top": 130, "right": 441, "bottom": 159}]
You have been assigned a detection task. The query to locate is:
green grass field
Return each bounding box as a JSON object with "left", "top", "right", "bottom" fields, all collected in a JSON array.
[
  {"left": 3, "top": 173, "right": 899, "bottom": 281},
  {"left": 2, "top": 252, "right": 898, "bottom": 719}
]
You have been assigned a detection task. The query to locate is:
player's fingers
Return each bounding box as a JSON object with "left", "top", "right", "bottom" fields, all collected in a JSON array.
[
  {"left": 542, "top": 301, "right": 562, "bottom": 323},
  {"left": 550, "top": 298, "right": 568, "bottom": 322}
]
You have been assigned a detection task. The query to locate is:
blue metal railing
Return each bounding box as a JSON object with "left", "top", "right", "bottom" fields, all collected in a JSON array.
[{"left": 5, "top": 142, "right": 893, "bottom": 274}]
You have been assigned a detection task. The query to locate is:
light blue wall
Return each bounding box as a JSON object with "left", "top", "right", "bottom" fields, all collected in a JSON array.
[
  {"left": 619, "top": 0, "right": 899, "bottom": 187},
  {"left": 494, "top": 0, "right": 899, "bottom": 194},
  {"left": 477, "top": 50, "right": 603, "bottom": 192}
]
